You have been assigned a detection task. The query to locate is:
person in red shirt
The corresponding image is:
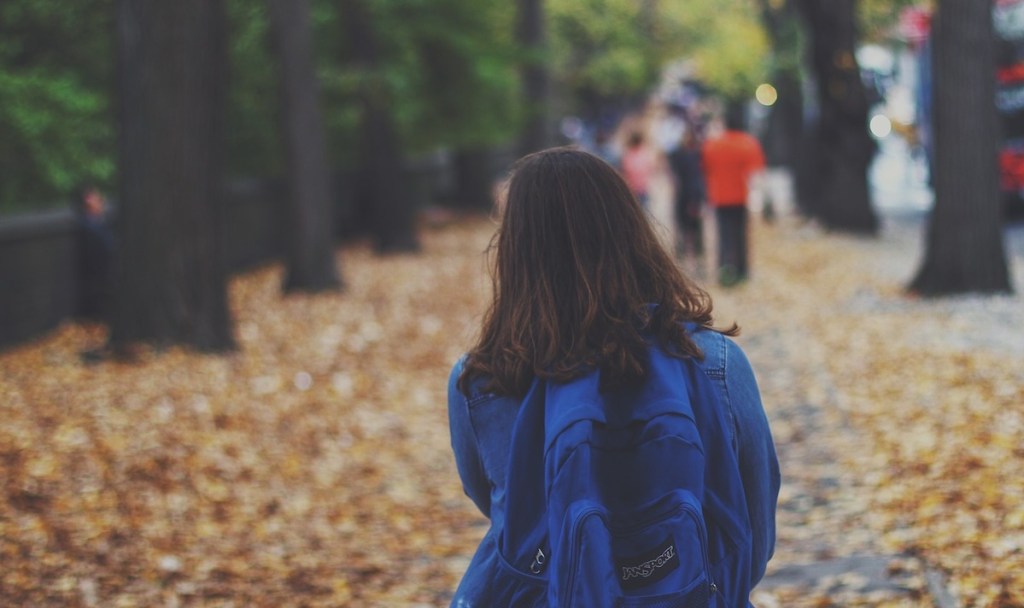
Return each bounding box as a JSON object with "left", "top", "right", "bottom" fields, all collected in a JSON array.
[{"left": 702, "top": 106, "right": 765, "bottom": 286}]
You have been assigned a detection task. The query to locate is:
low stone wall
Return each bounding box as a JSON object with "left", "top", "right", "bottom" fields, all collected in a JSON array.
[
  {"left": 0, "top": 150, "right": 494, "bottom": 351},
  {"left": 1, "top": 178, "right": 310, "bottom": 350},
  {"left": 0, "top": 209, "right": 80, "bottom": 348}
]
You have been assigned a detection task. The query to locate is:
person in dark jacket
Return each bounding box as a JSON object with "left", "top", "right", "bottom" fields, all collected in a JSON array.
[
  {"left": 71, "top": 184, "right": 115, "bottom": 321},
  {"left": 668, "top": 127, "right": 707, "bottom": 264}
]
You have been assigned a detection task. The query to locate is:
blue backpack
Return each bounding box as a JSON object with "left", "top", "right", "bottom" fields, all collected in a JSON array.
[{"left": 491, "top": 344, "right": 753, "bottom": 607}]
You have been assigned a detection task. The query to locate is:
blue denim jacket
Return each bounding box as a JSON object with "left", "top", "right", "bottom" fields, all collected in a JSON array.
[{"left": 447, "top": 328, "right": 780, "bottom": 607}]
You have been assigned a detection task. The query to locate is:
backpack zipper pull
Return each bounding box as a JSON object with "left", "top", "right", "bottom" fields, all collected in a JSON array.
[{"left": 530, "top": 548, "right": 547, "bottom": 574}]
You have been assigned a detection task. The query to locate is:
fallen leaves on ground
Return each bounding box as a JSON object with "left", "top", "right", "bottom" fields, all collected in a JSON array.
[
  {"left": 1, "top": 222, "right": 494, "bottom": 607},
  {"left": 1, "top": 212, "right": 1022, "bottom": 607},
  {"left": 719, "top": 216, "right": 1024, "bottom": 608}
]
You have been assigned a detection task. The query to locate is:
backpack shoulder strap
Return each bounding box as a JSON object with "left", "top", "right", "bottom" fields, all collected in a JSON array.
[{"left": 500, "top": 379, "right": 551, "bottom": 575}]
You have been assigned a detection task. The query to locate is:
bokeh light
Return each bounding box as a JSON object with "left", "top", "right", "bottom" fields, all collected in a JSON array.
[
  {"left": 870, "top": 113, "right": 892, "bottom": 138},
  {"left": 755, "top": 83, "right": 778, "bottom": 106}
]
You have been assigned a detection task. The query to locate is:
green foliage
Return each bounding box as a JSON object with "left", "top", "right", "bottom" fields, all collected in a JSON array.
[
  {"left": 317, "top": 0, "right": 521, "bottom": 157},
  {"left": 226, "top": 0, "right": 521, "bottom": 172},
  {"left": 549, "top": 0, "right": 769, "bottom": 110},
  {"left": 690, "top": 15, "right": 770, "bottom": 100},
  {"left": 309, "top": 0, "right": 363, "bottom": 166},
  {"left": 225, "top": 0, "right": 285, "bottom": 178},
  {"left": 659, "top": 0, "right": 770, "bottom": 101},
  {"left": 0, "top": 0, "right": 114, "bottom": 213},
  {"left": 0, "top": 0, "right": 779, "bottom": 214},
  {"left": 859, "top": 0, "right": 924, "bottom": 43},
  {"left": 548, "top": 0, "right": 662, "bottom": 106},
  {"left": 0, "top": 72, "right": 114, "bottom": 210},
  {"left": 372, "top": 0, "right": 521, "bottom": 151}
]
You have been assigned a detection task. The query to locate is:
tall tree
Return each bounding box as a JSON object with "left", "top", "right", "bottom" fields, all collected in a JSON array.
[
  {"left": 797, "top": 0, "right": 879, "bottom": 234},
  {"left": 452, "top": 150, "right": 496, "bottom": 211},
  {"left": 758, "top": 0, "right": 805, "bottom": 182},
  {"left": 111, "top": 0, "right": 234, "bottom": 351},
  {"left": 517, "top": 0, "right": 551, "bottom": 156},
  {"left": 342, "top": 0, "right": 420, "bottom": 253},
  {"left": 267, "top": 0, "right": 342, "bottom": 291},
  {"left": 910, "top": 0, "right": 1011, "bottom": 294}
]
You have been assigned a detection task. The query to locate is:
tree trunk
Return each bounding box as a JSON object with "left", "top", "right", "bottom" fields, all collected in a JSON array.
[
  {"left": 797, "top": 0, "right": 879, "bottom": 234},
  {"left": 111, "top": 0, "right": 234, "bottom": 351},
  {"left": 453, "top": 148, "right": 495, "bottom": 212},
  {"left": 759, "top": 0, "right": 804, "bottom": 171},
  {"left": 517, "top": 0, "right": 551, "bottom": 156},
  {"left": 268, "top": 0, "right": 343, "bottom": 292},
  {"left": 342, "top": 0, "right": 420, "bottom": 254},
  {"left": 910, "top": 0, "right": 1012, "bottom": 295}
]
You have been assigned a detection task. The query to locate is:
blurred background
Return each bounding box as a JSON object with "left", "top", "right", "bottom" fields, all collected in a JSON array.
[{"left": 1, "top": 0, "right": 1020, "bottom": 349}]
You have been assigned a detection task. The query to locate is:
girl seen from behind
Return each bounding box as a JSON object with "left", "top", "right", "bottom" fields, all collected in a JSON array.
[{"left": 447, "top": 147, "right": 779, "bottom": 607}]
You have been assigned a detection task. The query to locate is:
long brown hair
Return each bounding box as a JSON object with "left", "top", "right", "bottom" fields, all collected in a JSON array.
[{"left": 460, "top": 147, "right": 734, "bottom": 397}]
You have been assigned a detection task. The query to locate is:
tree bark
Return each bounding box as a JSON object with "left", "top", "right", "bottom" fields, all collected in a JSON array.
[
  {"left": 453, "top": 148, "right": 495, "bottom": 212},
  {"left": 268, "top": 0, "right": 343, "bottom": 292},
  {"left": 759, "top": 0, "right": 804, "bottom": 172},
  {"left": 910, "top": 0, "right": 1012, "bottom": 294},
  {"left": 796, "top": 0, "right": 879, "bottom": 234},
  {"left": 342, "top": 0, "right": 420, "bottom": 254},
  {"left": 517, "top": 0, "right": 551, "bottom": 156},
  {"left": 111, "top": 0, "right": 234, "bottom": 351}
]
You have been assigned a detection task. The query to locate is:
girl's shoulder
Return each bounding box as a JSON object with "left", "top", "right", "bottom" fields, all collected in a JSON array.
[
  {"left": 687, "top": 326, "right": 749, "bottom": 381},
  {"left": 449, "top": 354, "right": 497, "bottom": 403}
]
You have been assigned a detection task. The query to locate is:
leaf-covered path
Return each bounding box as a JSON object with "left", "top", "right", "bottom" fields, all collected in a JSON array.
[{"left": 2, "top": 211, "right": 1023, "bottom": 607}]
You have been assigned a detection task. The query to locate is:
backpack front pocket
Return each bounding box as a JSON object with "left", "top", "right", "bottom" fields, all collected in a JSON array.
[
  {"left": 557, "top": 490, "right": 715, "bottom": 607},
  {"left": 614, "top": 490, "right": 713, "bottom": 602}
]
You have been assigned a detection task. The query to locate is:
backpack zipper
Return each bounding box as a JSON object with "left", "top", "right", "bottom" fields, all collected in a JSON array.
[
  {"left": 563, "top": 506, "right": 602, "bottom": 604},
  {"left": 679, "top": 499, "right": 716, "bottom": 596},
  {"left": 529, "top": 547, "right": 547, "bottom": 574}
]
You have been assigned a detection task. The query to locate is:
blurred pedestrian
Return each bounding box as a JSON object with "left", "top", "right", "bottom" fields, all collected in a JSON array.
[
  {"left": 654, "top": 106, "right": 687, "bottom": 154},
  {"left": 447, "top": 147, "right": 779, "bottom": 605},
  {"left": 621, "top": 131, "right": 657, "bottom": 208},
  {"left": 71, "top": 183, "right": 115, "bottom": 321},
  {"left": 592, "top": 127, "right": 620, "bottom": 169},
  {"left": 668, "top": 126, "right": 706, "bottom": 265},
  {"left": 702, "top": 106, "right": 765, "bottom": 286}
]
